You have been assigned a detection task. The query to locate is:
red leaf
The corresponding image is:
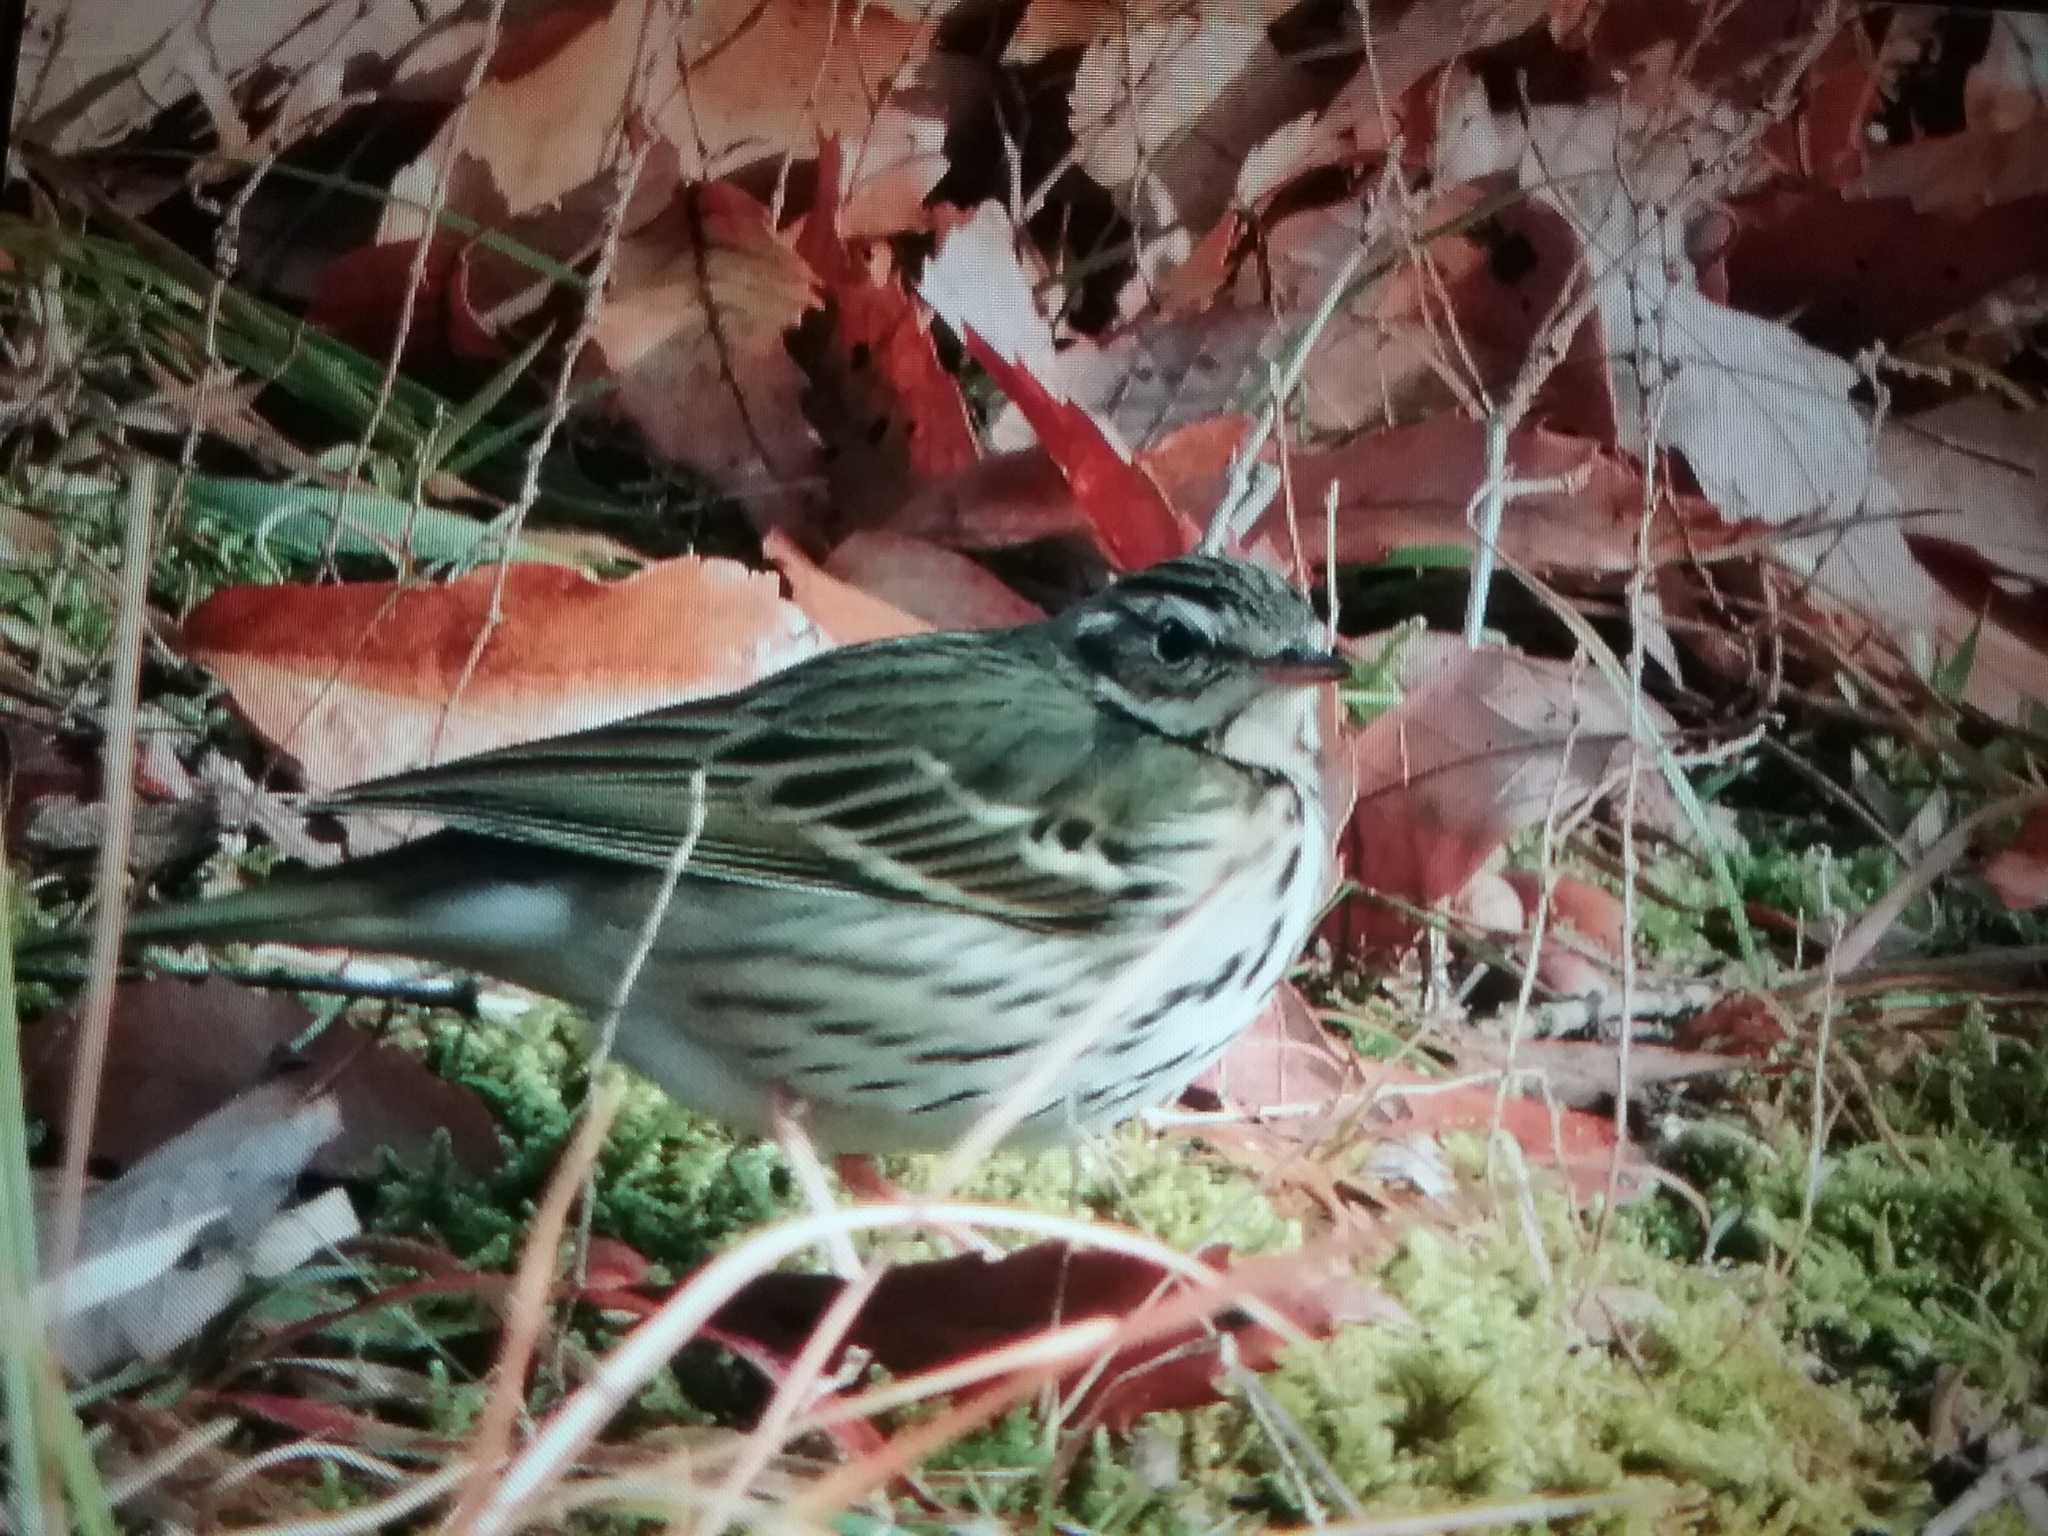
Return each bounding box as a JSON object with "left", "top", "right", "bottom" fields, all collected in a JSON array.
[
  {"left": 960, "top": 331, "right": 1193, "bottom": 570},
  {"left": 1724, "top": 188, "right": 2048, "bottom": 355},
  {"left": 762, "top": 527, "right": 929, "bottom": 644},
  {"left": 823, "top": 532, "right": 1042, "bottom": 631},
  {"left": 791, "top": 137, "right": 979, "bottom": 540},
  {"left": 1984, "top": 806, "right": 2048, "bottom": 912},
  {"left": 708, "top": 1241, "right": 1394, "bottom": 1431},
  {"left": 307, "top": 237, "right": 501, "bottom": 365}
]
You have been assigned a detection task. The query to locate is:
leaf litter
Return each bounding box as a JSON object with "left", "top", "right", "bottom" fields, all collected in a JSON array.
[{"left": 4, "top": 0, "right": 2048, "bottom": 1530}]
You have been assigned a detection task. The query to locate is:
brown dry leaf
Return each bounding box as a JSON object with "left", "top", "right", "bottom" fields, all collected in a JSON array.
[
  {"left": 23, "top": 978, "right": 500, "bottom": 1179},
  {"left": 823, "top": 532, "right": 1042, "bottom": 630},
  {"left": 1497, "top": 870, "right": 1627, "bottom": 998},
  {"left": 587, "top": 182, "right": 824, "bottom": 530},
  {"left": 1362, "top": 1065, "right": 1653, "bottom": 1206},
  {"left": 1306, "top": 0, "right": 1549, "bottom": 168},
  {"left": 709, "top": 1240, "right": 1399, "bottom": 1433},
  {"left": 181, "top": 555, "right": 820, "bottom": 789},
  {"left": 1258, "top": 415, "right": 1718, "bottom": 573},
  {"left": 1850, "top": 16, "right": 2048, "bottom": 212},
  {"left": 1066, "top": 11, "right": 1346, "bottom": 282},
  {"left": 18, "top": 0, "right": 482, "bottom": 155},
  {"left": 1330, "top": 647, "right": 1661, "bottom": 955},
  {"left": 329, "top": 149, "right": 685, "bottom": 363},
  {"left": 1452, "top": 1037, "right": 1751, "bottom": 1111},
  {"left": 1193, "top": 983, "right": 1363, "bottom": 1114},
  {"left": 1722, "top": 186, "right": 2048, "bottom": 357},
  {"left": 1796, "top": 397, "right": 2048, "bottom": 719},
  {"left": 1007, "top": 0, "right": 1304, "bottom": 59},
  {"left": 1432, "top": 73, "right": 1883, "bottom": 533},
  {"left": 921, "top": 203, "right": 1195, "bottom": 568},
  {"left": 382, "top": 0, "right": 968, "bottom": 246},
  {"left": 888, "top": 449, "right": 1089, "bottom": 550}
]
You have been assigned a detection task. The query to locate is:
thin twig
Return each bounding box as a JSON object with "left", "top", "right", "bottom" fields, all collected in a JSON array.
[{"left": 48, "top": 463, "right": 156, "bottom": 1282}]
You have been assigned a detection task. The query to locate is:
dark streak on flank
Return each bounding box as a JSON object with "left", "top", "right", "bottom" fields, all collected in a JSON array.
[
  {"left": 1245, "top": 913, "right": 1288, "bottom": 982},
  {"left": 911, "top": 1087, "right": 988, "bottom": 1114},
  {"left": 909, "top": 1040, "right": 1032, "bottom": 1066},
  {"left": 698, "top": 989, "right": 813, "bottom": 1017},
  {"left": 1272, "top": 842, "right": 1301, "bottom": 899}
]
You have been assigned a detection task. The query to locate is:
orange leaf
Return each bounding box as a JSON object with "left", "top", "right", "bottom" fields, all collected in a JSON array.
[
  {"left": 182, "top": 557, "right": 820, "bottom": 788},
  {"left": 761, "top": 528, "right": 929, "bottom": 645}
]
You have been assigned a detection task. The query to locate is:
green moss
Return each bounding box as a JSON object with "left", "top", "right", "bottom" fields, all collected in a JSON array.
[
  {"left": 920, "top": 1175, "right": 1930, "bottom": 1535},
  {"left": 886, "top": 1125, "right": 1297, "bottom": 1256},
  {"left": 1251, "top": 1213, "right": 1926, "bottom": 1534},
  {"left": 371, "top": 1002, "right": 796, "bottom": 1271},
  {"left": 1650, "top": 1013, "right": 2048, "bottom": 1414}
]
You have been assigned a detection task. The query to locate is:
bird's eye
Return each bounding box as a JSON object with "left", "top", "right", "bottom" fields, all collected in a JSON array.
[{"left": 1152, "top": 618, "right": 1205, "bottom": 664}]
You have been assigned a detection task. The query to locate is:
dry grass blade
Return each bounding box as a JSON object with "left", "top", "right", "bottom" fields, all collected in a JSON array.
[
  {"left": 48, "top": 465, "right": 157, "bottom": 1285},
  {"left": 1830, "top": 786, "right": 2048, "bottom": 976},
  {"left": 444, "top": 1075, "right": 625, "bottom": 1532},
  {"left": 469, "top": 1203, "right": 1276, "bottom": 1535}
]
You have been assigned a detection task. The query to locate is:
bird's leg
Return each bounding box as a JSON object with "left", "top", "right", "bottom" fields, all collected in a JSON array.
[
  {"left": 833, "top": 1155, "right": 1003, "bottom": 1260},
  {"left": 768, "top": 1091, "right": 862, "bottom": 1280}
]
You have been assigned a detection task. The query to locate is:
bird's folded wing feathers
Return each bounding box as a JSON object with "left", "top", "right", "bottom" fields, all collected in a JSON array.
[{"left": 328, "top": 703, "right": 1170, "bottom": 928}]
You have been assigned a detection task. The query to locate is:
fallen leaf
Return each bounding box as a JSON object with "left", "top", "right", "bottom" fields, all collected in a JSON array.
[
  {"left": 1261, "top": 416, "right": 1719, "bottom": 573},
  {"left": 888, "top": 449, "right": 1091, "bottom": 550},
  {"left": 1364, "top": 1066, "right": 1652, "bottom": 1205},
  {"left": 708, "top": 1240, "right": 1399, "bottom": 1431},
  {"left": 1192, "top": 983, "right": 1363, "bottom": 1115},
  {"left": 762, "top": 528, "right": 928, "bottom": 644},
  {"left": 305, "top": 235, "right": 501, "bottom": 364},
  {"left": 380, "top": 0, "right": 968, "bottom": 250},
  {"left": 1497, "top": 870, "right": 1627, "bottom": 997},
  {"left": 790, "top": 137, "right": 979, "bottom": 539},
  {"left": 38, "top": 1082, "right": 357, "bottom": 1373},
  {"left": 23, "top": 978, "right": 501, "bottom": 1179},
  {"left": 1983, "top": 806, "right": 2048, "bottom": 911},
  {"left": 1067, "top": 12, "right": 1345, "bottom": 285},
  {"left": 1330, "top": 647, "right": 1662, "bottom": 955},
  {"left": 17, "top": 0, "right": 478, "bottom": 155},
  {"left": 823, "top": 532, "right": 1042, "bottom": 631},
  {"left": 1723, "top": 187, "right": 2048, "bottom": 355},
  {"left": 1794, "top": 397, "right": 2048, "bottom": 719},
  {"left": 919, "top": 203, "right": 1195, "bottom": 568},
  {"left": 181, "top": 555, "right": 821, "bottom": 789},
  {"left": 587, "top": 182, "right": 823, "bottom": 531},
  {"left": 1452, "top": 1037, "right": 1752, "bottom": 1109}
]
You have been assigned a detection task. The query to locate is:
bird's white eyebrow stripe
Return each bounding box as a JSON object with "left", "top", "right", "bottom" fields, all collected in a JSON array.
[{"left": 1099, "top": 591, "right": 1222, "bottom": 635}]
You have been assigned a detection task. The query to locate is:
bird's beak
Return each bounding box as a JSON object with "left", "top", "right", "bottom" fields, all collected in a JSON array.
[{"left": 1258, "top": 646, "right": 1349, "bottom": 684}]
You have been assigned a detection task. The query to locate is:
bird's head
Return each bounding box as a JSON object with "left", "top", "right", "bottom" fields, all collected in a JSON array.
[{"left": 1055, "top": 554, "right": 1346, "bottom": 777}]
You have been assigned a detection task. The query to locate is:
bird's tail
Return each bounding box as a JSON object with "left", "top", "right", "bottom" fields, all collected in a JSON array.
[{"left": 19, "top": 838, "right": 468, "bottom": 962}]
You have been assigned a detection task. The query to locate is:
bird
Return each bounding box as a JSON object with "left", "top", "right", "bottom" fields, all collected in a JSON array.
[{"left": 83, "top": 554, "right": 1347, "bottom": 1153}]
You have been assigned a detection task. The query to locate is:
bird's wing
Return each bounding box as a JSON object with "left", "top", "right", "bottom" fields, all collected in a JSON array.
[{"left": 329, "top": 642, "right": 1209, "bottom": 929}]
